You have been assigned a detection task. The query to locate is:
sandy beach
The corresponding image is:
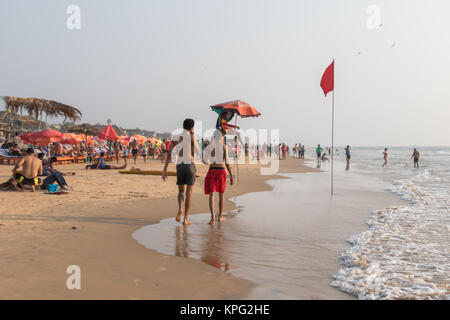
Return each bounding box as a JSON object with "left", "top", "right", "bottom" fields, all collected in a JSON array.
[{"left": 0, "top": 158, "right": 318, "bottom": 299}]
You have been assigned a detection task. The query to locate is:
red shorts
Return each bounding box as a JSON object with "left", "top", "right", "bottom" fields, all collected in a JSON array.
[{"left": 204, "top": 168, "right": 227, "bottom": 194}]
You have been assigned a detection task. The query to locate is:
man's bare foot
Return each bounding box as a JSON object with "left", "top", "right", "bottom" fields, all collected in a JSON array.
[
  {"left": 218, "top": 215, "right": 225, "bottom": 222},
  {"left": 175, "top": 209, "right": 183, "bottom": 223},
  {"left": 183, "top": 218, "right": 192, "bottom": 225},
  {"left": 209, "top": 215, "right": 216, "bottom": 225}
]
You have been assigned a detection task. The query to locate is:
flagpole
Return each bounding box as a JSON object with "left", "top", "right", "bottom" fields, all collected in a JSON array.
[{"left": 331, "top": 59, "right": 335, "bottom": 196}]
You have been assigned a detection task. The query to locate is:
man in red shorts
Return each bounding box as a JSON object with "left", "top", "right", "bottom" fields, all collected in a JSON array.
[{"left": 204, "top": 131, "right": 234, "bottom": 224}]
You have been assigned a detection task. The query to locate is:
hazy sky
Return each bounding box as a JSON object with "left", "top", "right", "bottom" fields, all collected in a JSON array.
[{"left": 1, "top": 0, "right": 449, "bottom": 146}]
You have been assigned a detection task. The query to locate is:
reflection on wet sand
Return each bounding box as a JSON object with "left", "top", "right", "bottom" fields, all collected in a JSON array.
[
  {"left": 133, "top": 171, "right": 398, "bottom": 299},
  {"left": 174, "top": 222, "right": 235, "bottom": 272}
]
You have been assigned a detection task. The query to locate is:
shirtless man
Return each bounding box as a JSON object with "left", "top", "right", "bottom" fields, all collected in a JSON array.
[
  {"left": 113, "top": 138, "right": 121, "bottom": 164},
  {"left": 131, "top": 139, "right": 139, "bottom": 164},
  {"left": 204, "top": 131, "right": 234, "bottom": 224},
  {"left": 162, "top": 119, "right": 198, "bottom": 225},
  {"left": 411, "top": 148, "right": 420, "bottom": 168},
  {"left": 55, "top": 143, "right": 64, "bottom": 156},
  {"left": 12, "top": 148, "right": 43, "bottom": 192},
  {"left": 382, "top": 148, "right": 388, "bottom": 167}
]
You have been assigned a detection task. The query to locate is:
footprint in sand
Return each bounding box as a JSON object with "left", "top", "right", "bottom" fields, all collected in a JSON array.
[
  {"left": 156, "top": 267, "right": 167, "bottom": 273},
  {"left": 133, "top": 279, "right": 143, "bottom": 286}
]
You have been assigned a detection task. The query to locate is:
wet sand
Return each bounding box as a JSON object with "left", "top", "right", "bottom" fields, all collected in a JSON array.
[
  {"left": 133, "top": 171, "right": 405, "bottom": 300},
  {"left": 0, "top": 158, "right": 314, "bottom": 299}
]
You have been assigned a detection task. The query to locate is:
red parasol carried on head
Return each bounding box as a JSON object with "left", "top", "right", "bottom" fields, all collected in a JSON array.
[
  {"left": 211, "top": 100, "right": 261, "bottom": 118},
  {"left": 29, "top": 129, "right": 63, "bottom": 146},
  {"left": 97, "top": 124, "right": 118, "bottom": 141},
  {"left": 210, "top": 100, "right": 261, "bottom": 183}
]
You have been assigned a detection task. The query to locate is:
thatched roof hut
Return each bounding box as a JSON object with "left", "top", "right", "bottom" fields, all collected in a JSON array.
[
  {"left": 67, "top": 123, "right": 99, "bottom": 136},
  {"left": 2, "top": 96, "right": 82, "bottom": 122}
]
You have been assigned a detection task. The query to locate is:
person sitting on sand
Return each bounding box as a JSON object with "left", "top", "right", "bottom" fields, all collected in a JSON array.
[
  {"left": 38, "top": 154, "right": 72, "bottom": 191},
  {"left": 203, "top": 130, "right": 234, "bottom": 224},
  {"left": 11, "top": 148, "right": 43, "bottom": 192},
  {"left": 86, "top": 152, "right": 127, "bottom": 170},
  {"left": 382, "top": 148, "right": 388, "bottom": 167}
]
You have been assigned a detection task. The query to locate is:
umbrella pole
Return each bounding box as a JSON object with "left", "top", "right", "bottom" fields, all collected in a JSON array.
[{"left": 234, "top": 116, "right": 239, "bottom": 183}]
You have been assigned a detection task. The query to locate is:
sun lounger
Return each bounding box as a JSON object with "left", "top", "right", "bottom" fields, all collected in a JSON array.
[
  {"left": 0, "top": 149, "right": 21, "bottom": 165},
  {"left": 54, "top": 156, "right": 75, "bottom": 165}
]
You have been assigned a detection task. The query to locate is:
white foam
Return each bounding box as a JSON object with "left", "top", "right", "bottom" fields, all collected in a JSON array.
[{"left": 332, "top": 169, "right": 450, "bottom": 300}]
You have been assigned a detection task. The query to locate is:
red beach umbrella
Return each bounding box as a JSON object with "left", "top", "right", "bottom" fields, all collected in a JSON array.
[
  {"left": 19, "top": 133, "right": 34, "bottom": 144},
  {"left": 60, "top": 137, "right": 81, "bottom": 145},
  {"left": 97, "top": 124, "right": 118, "bottom": 141},
  {"left": 29, "top": 129, "right": 63, "bottom": 146}
]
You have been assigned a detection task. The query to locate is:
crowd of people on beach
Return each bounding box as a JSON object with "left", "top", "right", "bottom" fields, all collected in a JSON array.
[{"left": 1, "top": 125, "right": 423, "bottom": 227}]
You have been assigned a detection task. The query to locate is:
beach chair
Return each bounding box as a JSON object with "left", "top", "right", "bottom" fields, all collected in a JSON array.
[{"left": 0, "top": 149, "right": 21, "bottom": 165}]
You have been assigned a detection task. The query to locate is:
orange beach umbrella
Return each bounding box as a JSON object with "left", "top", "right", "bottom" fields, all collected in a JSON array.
[{"left": 211, "top": 100, "right": 261, "bottom": 118}]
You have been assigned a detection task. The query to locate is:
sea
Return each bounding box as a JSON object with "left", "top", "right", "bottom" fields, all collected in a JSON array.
[
  {"left": 327, "top": 146, "right": 449, "bottom": 300},
  {"left": 132, "top": 146, "right": 449, "bottom": 300}
]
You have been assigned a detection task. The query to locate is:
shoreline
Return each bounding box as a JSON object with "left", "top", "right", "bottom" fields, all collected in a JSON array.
[
  {"left": 0, "top": 158, "right": 317, "bottom": 299},
  {"left": 133, "top": 168, "right": 406, "bottom": 300}
]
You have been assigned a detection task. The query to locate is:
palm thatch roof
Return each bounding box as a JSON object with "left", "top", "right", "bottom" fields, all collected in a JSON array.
[
  {"left": 2, "top": 96, "right": 82, "bottom": 122},
  {"left": 0, "top": 111, "right": 44, "bottom": 131},
  {"left": 67, "top": 123, "right": 99, "bottom": 136}
]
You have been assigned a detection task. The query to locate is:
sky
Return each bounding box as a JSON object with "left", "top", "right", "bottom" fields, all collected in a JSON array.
[{"left": 1, "top": 0, "right": 449, "bottom": 146}]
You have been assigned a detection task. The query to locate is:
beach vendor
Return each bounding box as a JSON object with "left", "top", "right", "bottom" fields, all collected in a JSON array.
[{"left": 203, "top": 130, "right": 234, "bottom": 224}]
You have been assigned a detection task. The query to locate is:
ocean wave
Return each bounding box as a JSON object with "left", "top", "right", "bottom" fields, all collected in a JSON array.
[{"left": 331, "top": 170, "right": 450, "bottom": 300}]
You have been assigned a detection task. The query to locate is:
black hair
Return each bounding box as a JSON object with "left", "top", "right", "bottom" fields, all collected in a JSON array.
[
  {"left": 37, "top": 153, "right": 45, "bottom": 159},
  {"left": 50, "top": 156, "right": 58, "bottom": 163},
  {"left": 26, "top": 148, "right": 34, "bottom": 154},
  {"left": 100, "top": 152, "right": 105, "bottom": 157},
  {"left": 183, "top": 119, "right": 195, "bottom": 131}
]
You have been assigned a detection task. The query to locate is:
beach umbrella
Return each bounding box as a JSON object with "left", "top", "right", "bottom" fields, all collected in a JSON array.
[
  {"left": 131, "top": 134, "right": 146, "bottom": 143},
  {"left": 97, "top": 124, "right": 118, "bottom": 141},
  {"left": 211, "top": 100, "right": 261, "bottom": 118},
  {"left": 29, "top": 129, "right": 63, "bottom": 145},
  {"left": 210, "top": 100, "right": 261, "bottom": 183},
  {"left": 19, "top": 132, "right": 34, "bottom": 144},
  {"left": 60, "top": 137, "right": 81, "bottom": 145},
  {"left": 118, "top": 135, "right": 130, "bottom": 146},
  {"left": 63, "top": 132, "right": 82, "bottom": 140}
]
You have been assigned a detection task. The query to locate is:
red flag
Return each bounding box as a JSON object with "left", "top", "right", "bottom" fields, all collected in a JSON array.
[{"left": 320, "top": 60, "right": 334, "bottom": 97}]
